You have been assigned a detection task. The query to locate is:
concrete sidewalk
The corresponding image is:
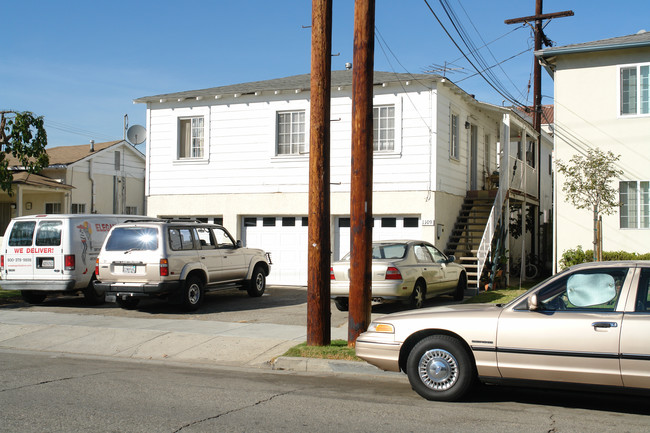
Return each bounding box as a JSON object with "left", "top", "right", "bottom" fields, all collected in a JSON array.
[{"left": 0, "top": 309, "right": 391, "bottom": 376}]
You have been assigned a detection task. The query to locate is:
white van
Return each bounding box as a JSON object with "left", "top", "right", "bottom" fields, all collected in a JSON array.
[{"left": 0, "top": 214, "right": 146, "bottom": 304}]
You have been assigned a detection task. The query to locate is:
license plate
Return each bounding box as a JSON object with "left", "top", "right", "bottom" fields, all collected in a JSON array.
[
  {"left": 123, "top": 265, "right": 136, "bottom": 274},
  {"left": 40, "top": 259, "right": 54, "bottom": 269}
]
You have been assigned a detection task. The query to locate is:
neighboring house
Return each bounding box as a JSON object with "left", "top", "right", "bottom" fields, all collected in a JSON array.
[
  {"left": 135, "top": 70, "right": 552, "bottom": 287},
  {"left": 0, "top": 140, "right": 146, "bottom": 236},
  {"left": 537, "top": 30, "right": 650, "bottom": 270}
]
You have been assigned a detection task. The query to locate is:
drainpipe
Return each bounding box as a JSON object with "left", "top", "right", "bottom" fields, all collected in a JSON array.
[{"left": 88, "top": 159, "right": 95, "bottom": 213}]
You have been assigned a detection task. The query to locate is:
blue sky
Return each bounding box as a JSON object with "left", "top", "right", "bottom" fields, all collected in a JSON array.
[{"left": 2, "top": 0, "right": 648, "bottom": 151}]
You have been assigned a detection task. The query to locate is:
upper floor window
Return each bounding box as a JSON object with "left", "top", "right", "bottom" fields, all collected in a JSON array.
[
  {"left": 179, "top": 117, "right": 204, "bottom": 159},
  {"left": 277, "top": 111, "right": 305, "bottom": 156},
  {"left": 45, "top": 203, "right": 62, "bottom": 214},
  {"left": 620, "top": 64, "right": 650, "bottom": 116},
  {"left": 71, "top": 203, "right": 86, "bottom": 214},
  {"left": 450, "top": 114, "right": 459, "bottom": 159},
  {"left": 373, "top": 105, "right": 395, "bottom": 152},
  {"left": 620, "top": 180, "right": 650, "bottom": 229}
]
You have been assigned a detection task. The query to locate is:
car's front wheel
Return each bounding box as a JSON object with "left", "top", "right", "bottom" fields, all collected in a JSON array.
[
  {"left": 246, "top": 265, "right": 266, "bottom": 297},
  {"left": 453, "top": 272, "right": 467, "bottom": 301},
  {"left": 406, "top": 335, "right": 475, "bottom": 401},
  {"left": 182, "top": 275, "right": 204, "bottom": 311}
]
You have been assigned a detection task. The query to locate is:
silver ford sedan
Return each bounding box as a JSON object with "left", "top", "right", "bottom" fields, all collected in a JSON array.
[
  {"left": 356, "top": 261, "right": 650, "bottom": 401},
  {"left": 330, "top": 240, "right": 467, "bottom": 311}
]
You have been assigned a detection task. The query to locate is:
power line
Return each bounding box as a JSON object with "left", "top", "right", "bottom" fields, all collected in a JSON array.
[{"left": 422, "top": 0, "right": 527, "bottom": 108}]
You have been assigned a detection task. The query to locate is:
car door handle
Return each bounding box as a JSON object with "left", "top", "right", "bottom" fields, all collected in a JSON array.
[{"left": 591, "top": 322, "right": 618, "bottom": 329}]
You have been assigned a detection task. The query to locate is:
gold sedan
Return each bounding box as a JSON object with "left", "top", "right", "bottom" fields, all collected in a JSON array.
[{"left": 356, "top": 261, "right": 650, "bottom": 401}]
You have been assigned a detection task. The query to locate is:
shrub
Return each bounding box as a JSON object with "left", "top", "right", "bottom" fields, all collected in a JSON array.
[{"left": 560, "top": 245, "right": 650, "bottom": 270}]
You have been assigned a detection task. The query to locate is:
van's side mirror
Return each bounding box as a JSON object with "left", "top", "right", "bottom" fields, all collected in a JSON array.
[{"left": 528, "top": 294, "right": 539, "bottom": 311}]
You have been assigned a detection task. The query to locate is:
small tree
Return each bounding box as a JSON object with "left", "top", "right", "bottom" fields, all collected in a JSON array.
[
  {"left": 556, "top": 148, "right": 623, "bottom": 261},
  {"left": 0, "top": 110, "right": 49, "bottom": 194}
]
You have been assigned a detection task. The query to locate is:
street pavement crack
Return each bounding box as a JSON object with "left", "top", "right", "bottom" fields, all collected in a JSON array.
[
  {"left": 0, "top": 371, "right": 106, "bottom": 392},
  {"left": 172, "top": 389, "right": 297, "bottom": 432},
  {"left": 547, "top": 414, "right": 557, "bottom": 433}
]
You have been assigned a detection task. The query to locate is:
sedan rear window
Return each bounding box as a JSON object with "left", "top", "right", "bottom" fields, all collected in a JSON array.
[
  {"left": 105, "top": 227, "right": 158, "bottom": 251},
  {"left": 372, "top": 244, "right": 407, "bottom": 260}
]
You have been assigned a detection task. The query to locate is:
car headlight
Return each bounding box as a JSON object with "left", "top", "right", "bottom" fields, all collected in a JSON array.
[{"left": 368, "top": 322, "right": 394, "bottom": 333}]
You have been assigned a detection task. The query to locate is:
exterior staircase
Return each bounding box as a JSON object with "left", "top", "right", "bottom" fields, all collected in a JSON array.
[{"left": 445, "top": 191, "right": 496, "bottom": 289}]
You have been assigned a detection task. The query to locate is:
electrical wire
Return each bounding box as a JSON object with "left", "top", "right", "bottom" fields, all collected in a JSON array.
[{"left": 423, "top": 0, "right": 527, "bottom": 108}]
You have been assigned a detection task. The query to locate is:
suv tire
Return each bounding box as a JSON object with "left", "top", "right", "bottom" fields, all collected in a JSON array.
[
  {"left": 182, "top": 275, "right": 204, "bottom": 311},
  {"left": 246, "top": 265, "right": 266, "bottom": 297}
]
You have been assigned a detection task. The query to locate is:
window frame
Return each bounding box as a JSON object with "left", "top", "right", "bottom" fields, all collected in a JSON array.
[
  {"left": 620, "top": 180, "right": 650, "bottom": 229},
  {"left": 276, "top": 110, "right": 306, "bottom": 156},
  {"left": 173, "top": 107, "right": 210, "bottom": 164},
  {"left": 450, "top": 113, "right": 460, "bottom": 160},
  {"left": 619, "top": 63, "right": 650, "bottom": 117},
  {"left": 45, "top": 202, "right": 62, "bottom": 214},
  {"left": 373, "top": 104, "right": 395, "bottom": 153}
]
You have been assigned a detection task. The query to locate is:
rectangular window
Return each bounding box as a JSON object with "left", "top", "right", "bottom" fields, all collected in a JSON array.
[
  {"left": 179, "top": 117, "right": 204, "bottom": 159},
  {"left": 620, "top": 181, "right": 650, "bottom": 228},
  {"left": 45, "top": 203, "right": 62, "bottom": 214},
  {"left": 169, "top": 228, "right": 195, "bottom": 250},
  {"left": 621, "top": 64, "right": 650, "bottom": 116},
  {"left": 263, "top": 217, "right": 276, "bottom": 227},
  {"left": 282, "top": 217, "right": 296, "bottom": 227},
  {"left": 381, "top": 217, "right": 397, "bottom": 228},
  {"left": 277, "top": 111, "right": 305, "bottom": 155},
  {"left": 450, "top": 114, "right": 459, "bottom": 159},
  {"left": 125, "top": 206, "right": 138, "bottom": 215},
  {"left": 71, "top": 203, "right": 86, "bottom": 214},
  {"left": 373, "top": 105, "right": 395, "bottom": 152},
  {"left": 114, "top": 151, "right": 121, "bottom": 170}
]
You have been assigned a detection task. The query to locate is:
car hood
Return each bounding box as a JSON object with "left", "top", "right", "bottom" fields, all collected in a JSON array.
[{"left": 375, "top": 302, "right": 502, "bottom": 321}]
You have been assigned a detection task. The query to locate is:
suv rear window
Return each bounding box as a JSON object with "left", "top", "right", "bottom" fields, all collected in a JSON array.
[
  {"left": 8, "top": 221, "right": 36, "bottom": 246},
  {"left": 105, "top": 227, "right": 158, "bottom": 251}
]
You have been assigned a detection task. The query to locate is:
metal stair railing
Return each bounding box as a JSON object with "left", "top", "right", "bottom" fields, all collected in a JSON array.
[{"left": 475, "top": 181, "right": 507, "bottom": 291}]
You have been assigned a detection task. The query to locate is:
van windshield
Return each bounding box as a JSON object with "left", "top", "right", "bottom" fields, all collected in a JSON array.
[
  {"left": 106, "top": 227, "right": 158, "bottom": 251},
  {"left": 8, "top": 221, "right": 36, "bottom": 246}
]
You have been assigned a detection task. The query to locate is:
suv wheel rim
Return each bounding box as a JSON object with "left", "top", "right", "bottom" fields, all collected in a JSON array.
[
  {"left": 188, "top": 283, "right": 201, "bottom": 304},
  {"left": 418, "top": 348, "right": 458, "bottom": 391},
  {"left": 255, "top": 273, "right": 264, "bottom": 290}
]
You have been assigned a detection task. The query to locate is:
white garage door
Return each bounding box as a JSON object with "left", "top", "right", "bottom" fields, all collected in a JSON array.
[
  {"left": 334, "top": 216, "right": 421, "bottom": 260},
  {"left": 242, "top": 216, "right": 308, "bottom": 286}
]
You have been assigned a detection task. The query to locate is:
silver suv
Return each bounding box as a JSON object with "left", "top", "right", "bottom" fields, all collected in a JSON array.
[{"left": 94, "top": 219, "right": 271, "bottom": 311}]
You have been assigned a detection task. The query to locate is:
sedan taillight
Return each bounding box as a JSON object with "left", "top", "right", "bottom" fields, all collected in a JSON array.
[
  {"left": 330, "top": 267, "right": 335, "bottom": 280},
  {"left": 385, "top": 266, "right": 402, "bottom": 280}
]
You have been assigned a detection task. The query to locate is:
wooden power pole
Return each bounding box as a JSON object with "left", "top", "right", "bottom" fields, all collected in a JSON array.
[
  {"left": 307, "top": 0, "right": 332, "bottom": 346},
  {"left": 505, "top": 0, "right": 572, "bottom": 272},
  {"left": 349, "top": 0, "right": 375, "bottom": 346}
]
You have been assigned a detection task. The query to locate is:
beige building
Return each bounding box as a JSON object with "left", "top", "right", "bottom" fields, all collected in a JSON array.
[
  {"left": 537, "top": 31, "right": 650, "bottom": 269},
  {"left": 0, "top": 140, "right": 145, "bottom": 235}
]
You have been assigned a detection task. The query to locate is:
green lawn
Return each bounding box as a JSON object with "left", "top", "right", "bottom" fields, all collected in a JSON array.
[{"left": 0, "top": 290, "right": 21, "bottom": 304}]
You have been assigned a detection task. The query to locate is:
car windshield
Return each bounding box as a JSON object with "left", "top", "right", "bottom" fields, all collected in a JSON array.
[
  {"left": 341, "top": 243, "right": 407, "bottom": 260},
  {"left": 105, "top": 227, "right": 158, "bottom": 251}
]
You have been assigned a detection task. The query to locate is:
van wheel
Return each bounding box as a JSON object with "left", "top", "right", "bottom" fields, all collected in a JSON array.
[
  {"left": 116, "top": 297, "right": 139, "bottom": 310},
  {"left": 246, "top": 265, "right": 266, "bottom": 297},
  {"left": 21, "top": 291, "right": 46, "bottom": 304},
  {"left": 182, "top": 275, "right": 204, "bottom": 311},
  {"left": 83, "top": 278, "right": 105, "bottom": 305}
]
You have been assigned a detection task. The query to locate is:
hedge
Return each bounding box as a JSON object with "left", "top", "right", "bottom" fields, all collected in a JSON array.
[{"left": 560, "top": 246, "right": 650, "bottom": 270}]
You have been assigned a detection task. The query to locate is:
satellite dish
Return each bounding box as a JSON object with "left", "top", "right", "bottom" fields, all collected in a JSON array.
[{"left": 126, "top": 124, "right": 146, "bottom": 145}]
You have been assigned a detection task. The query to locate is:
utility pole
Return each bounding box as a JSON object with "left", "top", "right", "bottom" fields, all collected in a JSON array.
[
  {"left": 505, "top": 0, "right": 572, "bottom": 273},
  {"left": 307, "top": 0, "right": 332, "bottom": 346},
  {"left": 349, "top": 0, "right": 375, "bottom": 346}
]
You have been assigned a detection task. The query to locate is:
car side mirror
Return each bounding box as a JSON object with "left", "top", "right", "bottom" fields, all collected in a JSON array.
[
  {"left": 447, "top": 255, "right": 456, "bottom": 263},
  {"left": 528, "top": 294, "right": 539, "bottom": 311},
  {"left": 236, "top": 240, "right": 243, "bottom": 248}
]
